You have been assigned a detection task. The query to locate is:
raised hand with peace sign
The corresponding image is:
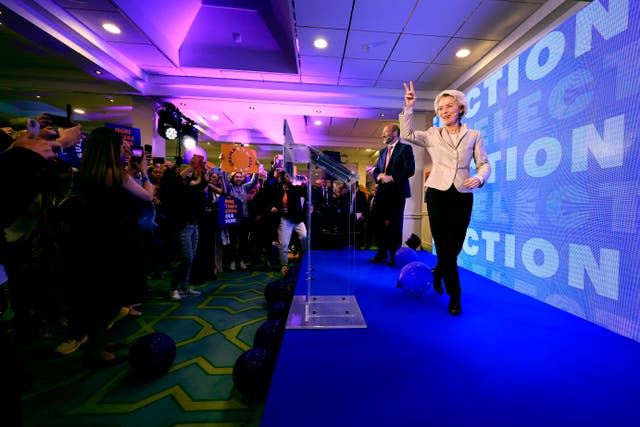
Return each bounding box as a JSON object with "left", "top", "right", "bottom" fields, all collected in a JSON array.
[{"left": 403, "top": 80, "right": 416, "bottom": 109}]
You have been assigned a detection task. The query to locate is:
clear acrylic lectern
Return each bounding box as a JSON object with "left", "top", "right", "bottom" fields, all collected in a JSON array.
[{"left": 281, "top": 120, "right": 367, "bottom": 329}]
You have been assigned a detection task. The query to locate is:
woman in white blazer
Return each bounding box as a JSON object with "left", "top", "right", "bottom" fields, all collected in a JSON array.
[{"left": 399, "top": 81, "right": 491, "bottom": 315}]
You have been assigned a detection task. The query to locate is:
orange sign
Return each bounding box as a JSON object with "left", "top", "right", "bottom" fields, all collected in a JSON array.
[{"left": 220, "top": 144, "right": 258, "bottom": 173}]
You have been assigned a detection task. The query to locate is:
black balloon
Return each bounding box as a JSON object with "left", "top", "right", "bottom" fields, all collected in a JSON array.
[
  {"left": 253, "top": 319, "right": 285, "bottom": 353},
  {"left": 264, "top": 280, "right": 281, "bottom": 306},
  {"left": 232, "top": 348, "right": 276, "bottom": 401},
  {"left": 129, "top": 332, "right": 176, "bottom": 378},
  {"left": 267, "top": 301, "right": 290, "bottom": 321}
]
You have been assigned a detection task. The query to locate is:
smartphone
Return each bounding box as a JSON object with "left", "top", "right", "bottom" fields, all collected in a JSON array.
[
  {"left": 131, "top": 146, "right": 144, "bottom": 162},
  {"left": 143, "top": 144, "right": 152, "bottom": 159},
  {"left": 48, "top": 104, "right": 74, "bottom": 128}
]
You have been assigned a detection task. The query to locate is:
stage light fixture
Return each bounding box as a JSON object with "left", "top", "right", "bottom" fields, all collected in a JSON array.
[
  {"left": 157, "top": 104, "right": 181, "bottom": 140},
  {"left": 181, "top": 121, "right": 198, "bottom": 150}
]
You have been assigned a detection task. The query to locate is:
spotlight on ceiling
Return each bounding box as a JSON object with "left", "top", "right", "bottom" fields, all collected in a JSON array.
[
  {"left": 456, "top": 48, "right": 471, "bottom": 58},
  {"left": 181, "top": 120, "right": 198, "bottom": 150},
  {"left": 102, "top": 22, "right": 121, "bottom": 34},
  {"left": 157, "top": 103, "right": 181, "bottom": 140},
  {"left": 313, "top": 38, "right": 328, "bottom": 49}
]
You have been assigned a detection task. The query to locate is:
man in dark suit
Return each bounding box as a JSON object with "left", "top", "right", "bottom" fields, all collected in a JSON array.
[{"left": 370, "top": 124, "right": 415, "bottom": 265}]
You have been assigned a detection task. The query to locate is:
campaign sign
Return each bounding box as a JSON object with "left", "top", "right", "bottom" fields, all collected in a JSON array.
[
  {"left": 105, "top": 123, "right": 142, "bottom": 147},
  {"left": 218, "top": 196, "right": 241, "bottom": 227}
]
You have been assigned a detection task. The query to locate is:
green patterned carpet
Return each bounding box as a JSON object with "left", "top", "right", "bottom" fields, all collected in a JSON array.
[{"left": 19, "top": 269, "right": 282, "bottom": 427}]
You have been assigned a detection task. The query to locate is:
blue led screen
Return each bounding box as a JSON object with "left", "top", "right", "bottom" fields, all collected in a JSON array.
[{"left": 460, "top": 0, "right": 639, "bottom": 342}]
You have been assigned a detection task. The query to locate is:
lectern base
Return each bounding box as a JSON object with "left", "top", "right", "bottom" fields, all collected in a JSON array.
[{"left": 285, "top": 295, "right": 367, "bottom": 329}]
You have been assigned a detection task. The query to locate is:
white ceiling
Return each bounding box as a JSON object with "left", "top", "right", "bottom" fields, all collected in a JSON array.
[{"left": 0, "top": 0, "right": 588, "bottom": 150}]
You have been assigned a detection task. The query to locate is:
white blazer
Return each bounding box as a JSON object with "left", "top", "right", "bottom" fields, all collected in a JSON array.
[{"left": 399, "top": 108, "right": 491, "bottom": 193}]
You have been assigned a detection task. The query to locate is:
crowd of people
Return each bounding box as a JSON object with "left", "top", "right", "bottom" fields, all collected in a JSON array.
[
  {"left": 1, "top": 117, "right": 378, "bottom": 365},
  {"left": 0, "top": 81, "right": 491, "bottom": 423}
]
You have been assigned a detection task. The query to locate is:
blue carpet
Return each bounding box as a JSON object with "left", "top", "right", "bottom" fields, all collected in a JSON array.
[{"left": 262, "top": 250, "right": 640, "bottom": 427}]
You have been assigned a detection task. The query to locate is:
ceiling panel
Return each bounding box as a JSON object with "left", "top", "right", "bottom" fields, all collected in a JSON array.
[
  {"left": 458, "top": 1, "right": 541, "bottom": 39},
  {"left": 65, "top": 10, "right": 151, "bottom": 44},
  {"left": 350, "top": 0, "right": 415, "bottom": 32},
  {"left": 299, "top": 55, "right": 342, "bottom": 77},
  {"left": 391, "top": 33, "right": 448, "bottom": 63},
  {"left": 117, "top": 44, "right": 174, "bottom": 67},
  {"left": 293, "top": 0, "right": 353, "bottom": 29},
  {"left": 434, "top": 38, "right": 500, "bottom": 67},
  {"left": 296, "top": 27, "right": 348, "bottom": 57},
  {"left": 0, "top": 0, "right": 589, "bottom": 155},
  {"left": 404, "top": 0, "right": 479, "bottom": 37},
  {"left": 344, "top": 30, "right": 397, "bottom": 60},
  {"left": 378, "top": 61, "right": 427, "bottom": 82},
  {"left": 54, "top": 0, "right": 117, "bottom": 11},
  {"left": 415, "top": 63, "right": 467, "bottom": 89},
  {"left": 340, "top": 58, "right": 386, "bottom": 80}
]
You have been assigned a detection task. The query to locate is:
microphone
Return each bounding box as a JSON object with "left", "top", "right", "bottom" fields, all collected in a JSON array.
[{"left": 384, "top": 136, "right": 394, "bottom": 145}]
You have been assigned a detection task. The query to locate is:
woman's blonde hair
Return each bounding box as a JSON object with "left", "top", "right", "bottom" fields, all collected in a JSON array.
[{"left": 434, "top": 89, "right": 469, "bottom": 120}]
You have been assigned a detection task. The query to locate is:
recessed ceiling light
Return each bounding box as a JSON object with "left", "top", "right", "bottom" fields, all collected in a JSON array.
[
  {"left": 95, "top": 70, "right": 102, "bottom": 75},
  {"left": 36, "top": 95, "right": 41, "bottom": 99},
  {"left": 102, "top": 23, "right": 121, "bottom": 34},
  {"left": 211, "top": 115, "right": 220, "bottom": 121},
  {"left": 314, "top": 120, "right": 322, "bottom": 126},
  {"left": 73, "top": 108, "right": 85, "bottom": 114},
  {"left": 313, "top": 38, "right": 328, "bottom": 49},
  {"left": 456, "top": 48, "right": 471, "bottom": 58}
]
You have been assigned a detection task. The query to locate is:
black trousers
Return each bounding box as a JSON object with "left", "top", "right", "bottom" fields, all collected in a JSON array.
[
  {"left": 425, "top": 185, "right": 473, "bottom": 297},
  {"left": 373, "top": 183, "right": 406, "bottom": 260}
]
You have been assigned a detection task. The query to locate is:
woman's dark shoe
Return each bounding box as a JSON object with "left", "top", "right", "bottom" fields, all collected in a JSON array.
[
  {"left": 448, "top": 295, "right": 462, "bottom": 315},
  {"left": 432, "top": 269, "right": 444, "bottom": 294}
]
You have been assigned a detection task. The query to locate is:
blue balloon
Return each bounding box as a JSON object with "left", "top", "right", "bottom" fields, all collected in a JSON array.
[
  {"left": 253, "top": 319, "right": 285, "bottom": 353},
  {"left": 397, "top": 261, "right": 433, "bottom": 294},
  {"left": 268, "top": 301, "right": 290, "bottom": 321},
  {"left": 394, "top": 247, "right": 418, "bottom": 267},
  {"left": 129, "top": 332, "right": 176, "bottom": 378},
  {"left": 232, "top": 348, "right": 276, "bottom": 401}
]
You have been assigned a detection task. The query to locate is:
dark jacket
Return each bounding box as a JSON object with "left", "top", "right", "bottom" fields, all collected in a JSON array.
[
  {"left": 0, "top": 147, "right": 50, "bottom": 230},
  {"left": 372, "top": 142, "right": 415, "bottom": 199},
  {"left": 271, "top": 184, "right": 308, "bottom": 224}
]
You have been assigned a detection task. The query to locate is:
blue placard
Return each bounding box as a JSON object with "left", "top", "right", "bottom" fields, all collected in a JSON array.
[
  {"left": 218, "top": 196, "right": 241, "bottom": 227},
  {"left": 104, "top": 123, "right": 142, "bottom": 147},
  {"left": 60, "top": 132, "right": 86, "bottom": 169}
]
